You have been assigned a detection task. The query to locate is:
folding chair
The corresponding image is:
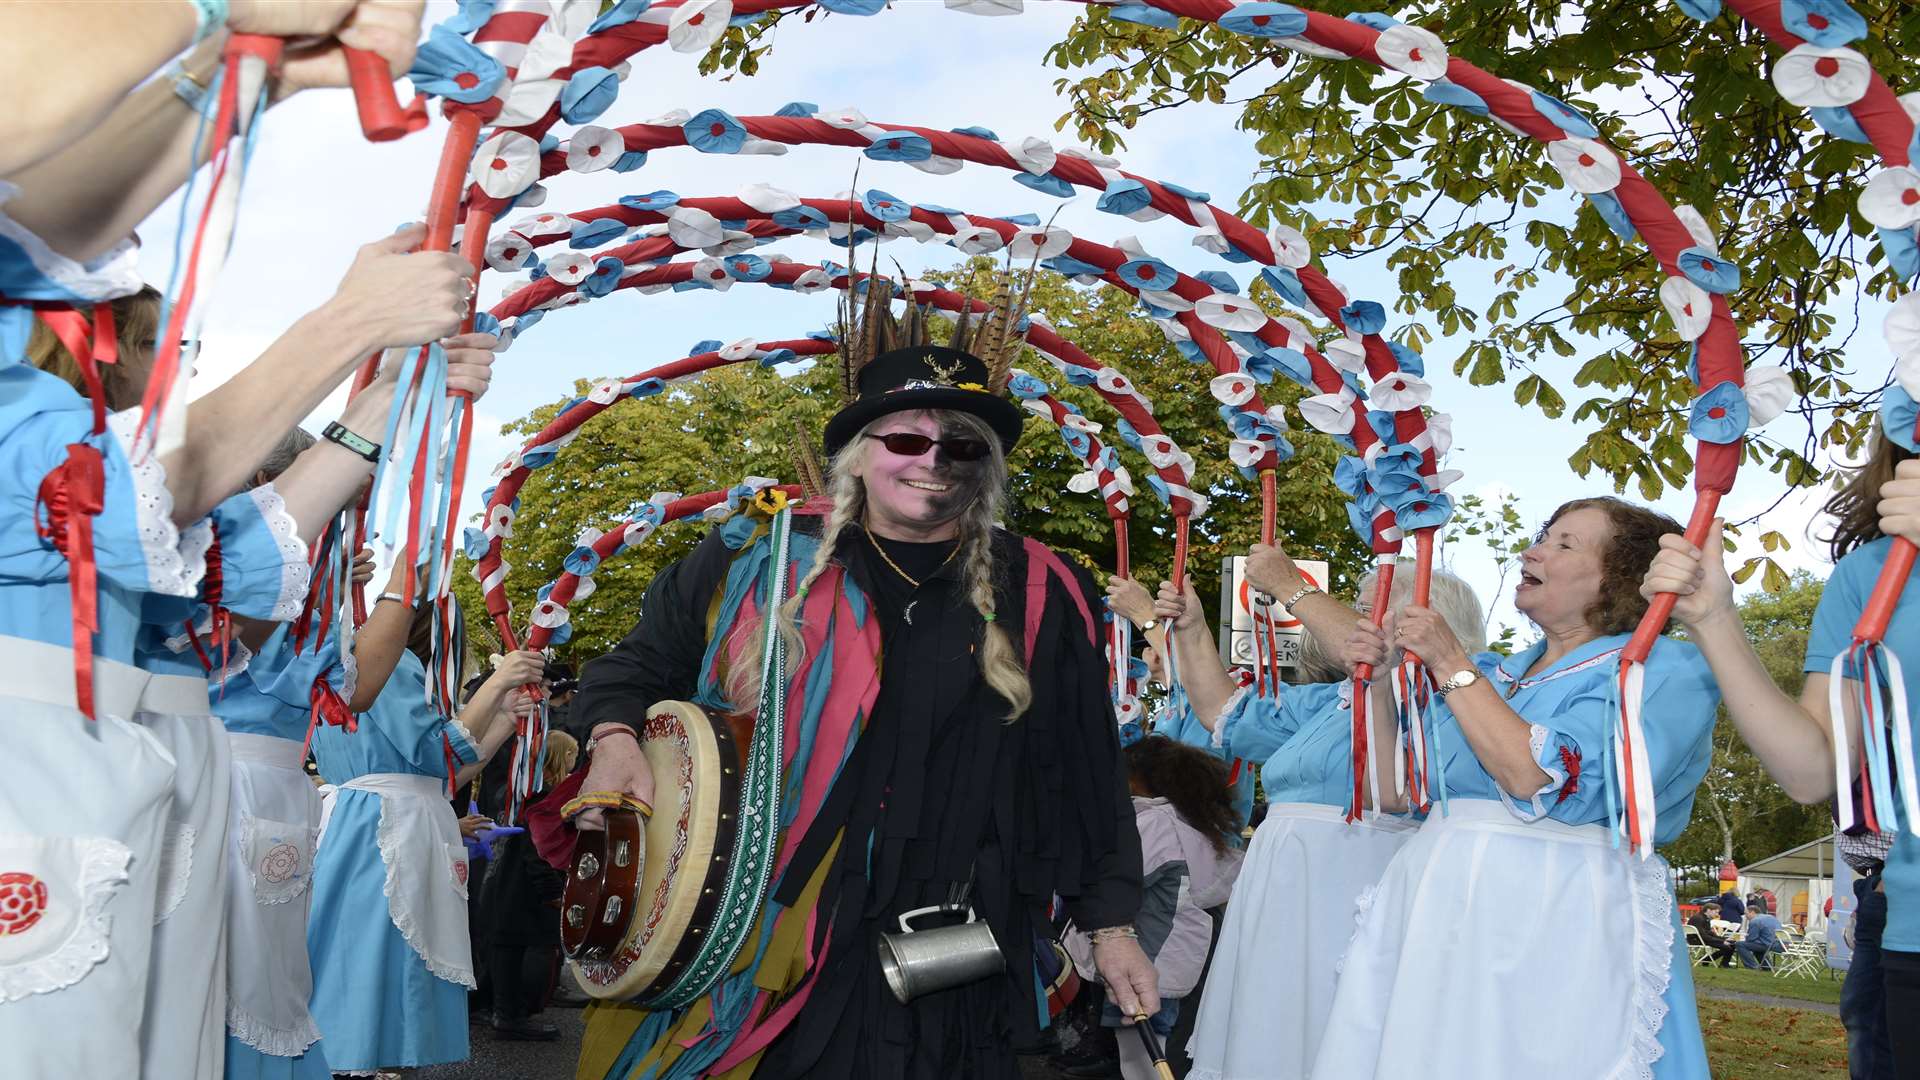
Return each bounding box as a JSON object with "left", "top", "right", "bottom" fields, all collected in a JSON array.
[{"left": 1684, "top": 924, "right": 1714, "bottom": 967}]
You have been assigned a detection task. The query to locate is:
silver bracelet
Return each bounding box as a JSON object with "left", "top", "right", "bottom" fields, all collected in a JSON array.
[
  {"left": 1089, "top": 924, "right": 1139, "bottom": 944},
  {"left": 1281, "top": 583, "right": 1323, "bottom": 610},
  {"left": 376, "top": 591, "right": 408, "bottom": 606}
]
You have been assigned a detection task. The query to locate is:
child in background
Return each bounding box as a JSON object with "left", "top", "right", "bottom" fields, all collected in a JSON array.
[
  {"left": 483, "top": 731, "right": 580, "bottom": 1040},
  {"left": 1069, "top": 733, "right": 1243, "bottom": 1080}
]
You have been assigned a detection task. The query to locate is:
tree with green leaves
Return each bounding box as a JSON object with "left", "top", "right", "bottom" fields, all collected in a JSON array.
[
  {"left": 1663, "top": 571, "right": 1832, "bottom": 883},
  {"left": 454, "top": 262, "right": 1374, "bottom": 661},
  {"left": 1034, "top": 1, "right": 1916, "bottom": 585}
]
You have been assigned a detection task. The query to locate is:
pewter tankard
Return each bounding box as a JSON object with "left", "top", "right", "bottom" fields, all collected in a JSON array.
[{"left": 876, "top": 904, "right": 1003, "bottom": 1004}]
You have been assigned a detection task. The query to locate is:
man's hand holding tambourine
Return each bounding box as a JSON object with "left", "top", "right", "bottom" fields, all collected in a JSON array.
[{"left": 568, "top": 724, "right": 657, "bottom": 832}]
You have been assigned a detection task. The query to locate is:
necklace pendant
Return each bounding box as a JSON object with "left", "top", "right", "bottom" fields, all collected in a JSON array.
[{"left": 903, "top": 600, "right": 916, "bottom": 625}]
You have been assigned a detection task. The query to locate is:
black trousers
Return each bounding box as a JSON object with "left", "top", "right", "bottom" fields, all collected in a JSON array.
[
  {"left": 1884, "top": 948, "right": 1920, "bottom": 1077},
  {"left": 489, "top": 943, "right": 558, "bottom": 1022}
]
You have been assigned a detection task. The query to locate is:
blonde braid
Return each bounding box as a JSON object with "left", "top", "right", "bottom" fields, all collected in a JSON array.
[{"left": 945, "top": 412, "right": 1031, "bottom": 720}]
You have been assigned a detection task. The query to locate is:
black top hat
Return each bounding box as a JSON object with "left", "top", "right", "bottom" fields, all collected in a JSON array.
[{"left": 823, "top": 345, "right": 1027, "bottom": 456}]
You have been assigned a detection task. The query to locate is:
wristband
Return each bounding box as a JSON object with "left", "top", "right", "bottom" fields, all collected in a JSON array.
[
  {"left": 1280, "top": 583, "right": 1323, "bottom": 610},
  {"left": 376, "top": 591, "right": 408, "bottom": 606},
  {"left": 186, "top": 0, "right": 229, "bottom": 42},
  {"left": 323, "top": 421, "right": 381, "bottom": 463},
  {"left": 560, "top": 790, "right": 652, "bottom": 822},
  {"left": 586, "top": 725, "right": 638, "bottom": 752},
  {"left": 1089, "top": 924, "right": 1139, "bottom": 944}
]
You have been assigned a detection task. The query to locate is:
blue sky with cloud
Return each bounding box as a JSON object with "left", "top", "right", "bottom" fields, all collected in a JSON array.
[{"left": 137, "top": 2, "right": 1861, "bottom": 641}]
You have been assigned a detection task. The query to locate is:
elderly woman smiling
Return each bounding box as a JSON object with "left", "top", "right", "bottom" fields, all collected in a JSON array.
[{"left": 1311, "top": 497, "right": 1720, "bottom": 1080}]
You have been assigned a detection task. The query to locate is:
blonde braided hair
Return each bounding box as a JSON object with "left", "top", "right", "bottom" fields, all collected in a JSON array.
[{"left": 726, "top": 409, "right": 1031, "bottom": 720}]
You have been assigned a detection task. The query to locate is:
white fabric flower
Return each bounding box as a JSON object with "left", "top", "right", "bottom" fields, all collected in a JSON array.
[
  {"left": 1137, "top": 288, "right": 1194, "bottom": 313},
  {"left": 485, "top": 231, "right": 536, "bottom": 272},
  {"left": 1887, "top": 294, "right": 1920, "bottom": 356},
  {"left": 1742, "top": 366, "right": 1795, "bottom": 427},
  {"left": 735, "top": 138, "right": 789, "bottom": 156},
  {"left": 586, "top": 380, "right": 623, "bottom": 405},
  {"left": 739, "top": 183, "right": 802, "bottom": 213},
  {"left": 512, "top": 212, "right": 570, "bottom": 238},
  {"left": 1229, "top": 439, "right": 1270, "bottom": 468},
  {"left": 1268, "top": 223, "right": 1312, "bottom": 269},
  {"left": 530, "top": 600, "right": 569, "bottom": 629},
  {"left": 1859, "top": 167, "right": 1920, "bottom": 231},
  {"left": 907, "top": 155, "right": 964, "bottom": 175},
  {"left": 1427, "top": 468, "right": 1464, "bottom": 491},
  {"left": 1370, "top": 372, "right": 1433, "bottom": 411},
  {"left": 1058, "top": 410, "right": 1100, "bottom": 433},
  {"left": 1139, "top": 434, "right": 1179, "bottom": 469},
  {"left": 1659, "top": 276, "right": 1714, "bottom": 342},
  {"left": 689, "top": 257, "right": 733, "bottom": 290},
  {"left": 665, "top": 206, "right": 724, "bottom": 248},
  {"left": 470, "top": 132, "right": 542, "bottom": 200},
  {"left": 1323, "top": 338, "right": 1367, "bottom": 374},
  {"left": 1272, "top": 315, "right": 1314, "bottom": 351},
  {"left": 645, "top": 108, "right": 693, "bottom": 127},
  {"left": 1421, "top": 412, "right": 1455, "bottom": 457},
  {"left": 572, "top": 576, "right": 597, "bottom": 601},
  {"left": 1897, "top": 352, "right": 1920, "bottom": 399},
  {"left": 1672, "top": 204, "right": 1718, "bottom": 253},
  {"left": 1771, "top": 45, "right": 1872, "bottom": 108},
  {"left": 1066, "top": 471, "right": 1101, "bottom": 495},
  {"left": 791, "top": 267, "right": 832, "bottom": 293},
  {"left": 820, "top": 106, "right": 870, "bottom": 130},
  {"left": 1003, "top": 136, "right": 1057, "bottom": 176},
  {"left": 1210, "top": 372, "right": 1257, "bottom": 407},
  {"left": 667, "top": 0, "right": 732, "bottom": 54},
  {"left": 1194, "top": 293, "right": 1268, "bottom": 331},
  {"left": 1299, "top": 392, "right": 1358, "bottom": 434},
  {"left": 1009, "top": 226, "right": 1072, "bottom": 259},
  {"left": 1375, "top": 25, "right": 1449, "bottom": 81},
  {"left": 565, "top": 126, "right": 625, "bottom": 174},
  {"left": 1060, "top": 145, "right": 1119, "bottom": 169},
  {"left": 1278, "top": 35, "right": 1348, "bottom": 59},
  {"left": 949, "top": 225, "right": 1006, "bottom": 255},
  {"left": 719, "top": 338, "right": 758, "bottom": 361},
  {"left": 542, "top": 254, "right": 594, "bottom": 286},
  {"left": 1545, "top": 138, "right": 1622, "bottom": 194}
]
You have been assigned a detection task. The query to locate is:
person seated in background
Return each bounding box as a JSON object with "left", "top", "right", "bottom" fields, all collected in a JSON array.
[
  {"left": 1689, "top": 903, "right": 1735, "bottom": 967},
  {"left": 1738, "top": 909, "right": 1787, "bottom": 970},
  {"left": 1717, "top": 889, "right": 1747, "bottom": 927}
]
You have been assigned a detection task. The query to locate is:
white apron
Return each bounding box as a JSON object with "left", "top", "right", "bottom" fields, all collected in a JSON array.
[
  {"left": 224, "top": 732, "right": 323, "bottom": 1056},
  {"left": 1312, "top": 800, "right": 1674, "bottom": 1080},
  {"left": 1185, "top": 803, "right": 1417, "bottom": 1080},
  {"left": 317, "top": 772, "right": 473, "bottom": 987},
  {"left": 0, "top": 638, "right": 177, "bottom": 1080}
]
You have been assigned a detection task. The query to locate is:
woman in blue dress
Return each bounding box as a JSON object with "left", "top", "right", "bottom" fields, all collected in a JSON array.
[
  {"left": 1310, "top": 497, "right": 1719, "bottom": 1080},
  {"left": 1643, "top": 395, "right": 1920, "bottom": 1074},
  {"left": 306, "top": 623, "right": 546, "bottom": 1076},
  {"left": 1152, "top": 550, "right": 1484, "bottom": 1080}
]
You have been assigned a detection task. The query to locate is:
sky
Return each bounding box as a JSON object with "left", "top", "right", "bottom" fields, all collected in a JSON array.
[{"left": 135, "top": 2, "right": 1870, "bottom": 643}]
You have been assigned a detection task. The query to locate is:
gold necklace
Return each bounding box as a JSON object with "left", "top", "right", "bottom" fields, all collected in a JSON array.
[{"left": 862, "top": 523, "right": 959, "bottom": 588}]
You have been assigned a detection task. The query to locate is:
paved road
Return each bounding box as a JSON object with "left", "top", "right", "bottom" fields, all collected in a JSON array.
[{"left": 419, "top": 1006, "right": 1077, "bottom": 1080}]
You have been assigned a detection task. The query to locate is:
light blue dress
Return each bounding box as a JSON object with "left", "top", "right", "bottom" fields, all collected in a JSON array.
[
  {"left": 1214, "top": 681, "right": 1356, "bottom": 809},
  {"left": 1312, "top": 634, "right": 1720, "bottom": 1080},
  {"left": 0, "top": 187, "right": 218, "bottom": 1079},
  {"left": 307, "top": 650, "right": 480, "bottom": 1073},
  {"left": 1805, "top": 536, "right": 1920, "bottom": 955},
  {"left": 215, "top": 622, "right": 353, "bottom": 1080}
]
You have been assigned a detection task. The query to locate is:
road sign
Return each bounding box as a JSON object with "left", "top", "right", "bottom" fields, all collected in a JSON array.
[{"left": 1219, "top": 556, "right": 1327, "bottom": 671}]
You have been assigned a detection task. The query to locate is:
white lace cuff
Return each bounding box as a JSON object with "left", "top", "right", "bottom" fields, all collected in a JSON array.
[
  {"left": 445, "top": 715, "right": 481, "bottom": 765},
  {"left": 1210, "top": 684, "right": 1253, "bottom": 752},
  {"left": 1498, "top": 723, "right": 1567, "bottom": 822},
  {"left": 247, "top": 484, "right": 310, "bottom": 622},
  {"left": 106, "top": 409, "right": 197, "bottom": 597},
  {"left": 0, "top": 181, "right": 144, "bottom": 303}
]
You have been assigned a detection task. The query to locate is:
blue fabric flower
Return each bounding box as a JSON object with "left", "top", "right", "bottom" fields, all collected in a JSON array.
[
  {"left": 819, "top": 0, "right": 887, "bottom": 13},
  {"left": 619, "top": 191, "right": 680, "bottom": 212},
  {"left": 471, "top": 311, "right": 501, "bottom": 337},
  {"left": 549, "top": 622, "right": 574, "bottom": 647},
  {"left": 1007, "top": 372, "right": 1051, "bottom": 400},
  {"left": 688, "top": 339, "right": 723, "bottom": 356},
  {"left": 610, "top": 149, "right": 649, "bottom": 172},
  {"left": 1252, "top": 346, "right": 1315, "bottom": 390},
  {"left": 522, "top": 447, "right": 558, "bottom": 470},
  {"left": 1381, "top": 488, "right": 1454, "bottom": 530},
  {"left": 1345, "top": 11, "right": 1397, "bottom": 29},
  {"left": 1043, "top": 254, "right": 1109, "bottom": 278},
  {"left": 1333, "top": 456, "right": 1371, "bottom": 497},
  {"left": 759, "top": 347, "right": 798, "bottom": 368},
  {"left": 1117, "top": 719, "right": 1145, "bottom": 748},
  {"left": 1810, "top": 105, "right": 1871, "bottom": 143},
  {"left": 1529, "top": 91, "right": 1599, "bottom": 139},
  {"left": 1145, "top": 475, "right": 1185, "bottom": 509},
  {"left": 626, "top": 377, "right": 666, "bottom": 399},
  {"left": 1882, "top": 227, "right": 1920, "bottom": 281},
  {"left": 1172, "top": 340, "right": 1207, "bottom": 365},
  {"left": 865, "top": 131, "right": 933, "bottom": 163},
  {"left": 588, "top": 0, "right": 650, "bottom": 32},
  {"left": 1345, "top": 490, "right": 1381, "bottom": 543},
  {"left": 1161, "top": 181, "right": 1211, "bottom": 203},
  {"left": 1111, "top": 418, "right": 1145, "bottom": 453},
  {"left": 1222, "top": 406, "right": 1285, "bottom": 442},
  {"left": 1261, "top": 266, "right": 1310, "bottom": 309},
  {"left": 1423, "top": 80, "right": 1489, "bottom": 116},
  {"left": 949, "top": 124, "right": 999, "bottom": 140},
  {"left": 723, "top": 254, "right": 771, "bottom": 281},
  {"left": 772, "top": 204, "right": 830, "bottom": 230},
  {"left": 527, "top": 262, "right": 548, "bottom": 281},
  {"left": 1061, "top": 427, "right": 1093, "bottom": 458},
  {"left": 1586, "top": 191, "right": 1638, "bottom": 240},
  {"left": 1012, "top": 172, "right": 1076, "bottom": 198},
  {"left": 1678, "top": 246, "right": 1742, "bottom": 294},
  {"left": 1781, "top": 0, "right": 1867, "bottom": 47},
  {"left": 1097, "top": 178, "right": 1154, "bottom": 216},
  {"left": 536, "top": 582, "right": 554, "bottom": 604},
  {"left": 538, "top": 133, "right": 560, "bottom": 155},
  {"left": 1672, "top": 0, "right": 1721, "bottom": 19},
  {"left": 685, "top": 109, "right": 748, "bottom": 154},
  {"left": 1388, "top": 342, "right": 1426, "bottom": 378},
  {"left": 517, "top": 310, "right": 545, "bottom": 332},
  {"left": 579, "top": 256, "right": 626, "bottom": 298},
  {"left": 564, "top": 546, "right": 602, "bottom": 576},
  {"left": 1062, "top": 365, "right": 1099, "bottom": 388},
  {"left": 569, "top": 217, "right": 626, "bottom": 250},
  {"left": 1116, "top": 257, "right": 1179, "bottom": 292},
  {"left": 1368, "top": 445, "right": 1425, "bottom": 494},
  {"left": 861, "top": 189, "right": 913, "bottom": 222},
  {"left": 1096, "top": 446, "right": 1122, "bottom": 474},
  {"left": 1108, "top": 3, "right": 1180, "bottom": 28},
  {"left": 560, "top": 67, "right": 622, "bottom": 126},
  {"left": 408, "top": 26, "right": 507, "bottom": 104},
  {"left": 1219, "top": 2, "right": 1309, "bottom": 38},
  {"left": 462, "top": 527, "right": 490, "bottom": 561},
  {"left": 1364, "top": 409, "right": 1395, "bottom": 442},
  {"left": 1196, "top": 271, "right": 1239, "bottom": 294},
  {"left": 775, "top": 101, "right": 818, "bottom": 117},
  {"left": 1884, "top": 384, "right": 1920, "bottom": 453},
  {"left": 1340, "top": 301, "right": 1387, "bottom": 335},
  {"left": 1688, "top": 381, "right": 1750, "bottom": 444},
  {"left": 444, "top": 0, "right": 496, "bottom": 35}
]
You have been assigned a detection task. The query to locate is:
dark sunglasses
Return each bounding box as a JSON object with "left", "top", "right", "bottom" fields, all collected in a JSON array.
[{"left": 864, "top": 431, "right": 992, "bottom": 462}]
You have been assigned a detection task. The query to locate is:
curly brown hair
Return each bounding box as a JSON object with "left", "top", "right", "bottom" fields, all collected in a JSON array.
[
  {"left": 1534, "top": 496, "right": 1683, "bottom": 636},
  {"left": 1125, "top": 735, "right": 1240, "bottom": 854}
]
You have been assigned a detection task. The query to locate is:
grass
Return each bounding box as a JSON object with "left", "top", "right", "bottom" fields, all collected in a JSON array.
[
  {"left": 1698, "top": 999, "right": 1847, "bottom": 1079},
  {"left": 1692, "top": 962, "right": 1844, "bottom": 1007}
]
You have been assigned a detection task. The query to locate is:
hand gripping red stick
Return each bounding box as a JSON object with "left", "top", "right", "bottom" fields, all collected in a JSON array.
[{"left": 342, "top": 47, "right": 429, "bottom": 141}]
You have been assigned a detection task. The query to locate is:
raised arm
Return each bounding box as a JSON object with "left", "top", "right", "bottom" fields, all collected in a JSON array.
[
  {"left": 1155, "top": 579, "right": 1239, "bottom": 729},
  {"left": 1391, "top": 606, "right": 1551, "bottom": 798},
  {"left": 453, "top": 649, "right": 547, "bottom": 788}
]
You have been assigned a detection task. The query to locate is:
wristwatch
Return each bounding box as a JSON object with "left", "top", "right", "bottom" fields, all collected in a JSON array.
[
  {"left": 1138, "top": 618, "right": 1158, "bottom": 632},
  {"left": 323, "top": 420, "right": 381, "bottom": 463},
  {"left": 1434, "top": 669, "right": 1481, "bottom": 699}
]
